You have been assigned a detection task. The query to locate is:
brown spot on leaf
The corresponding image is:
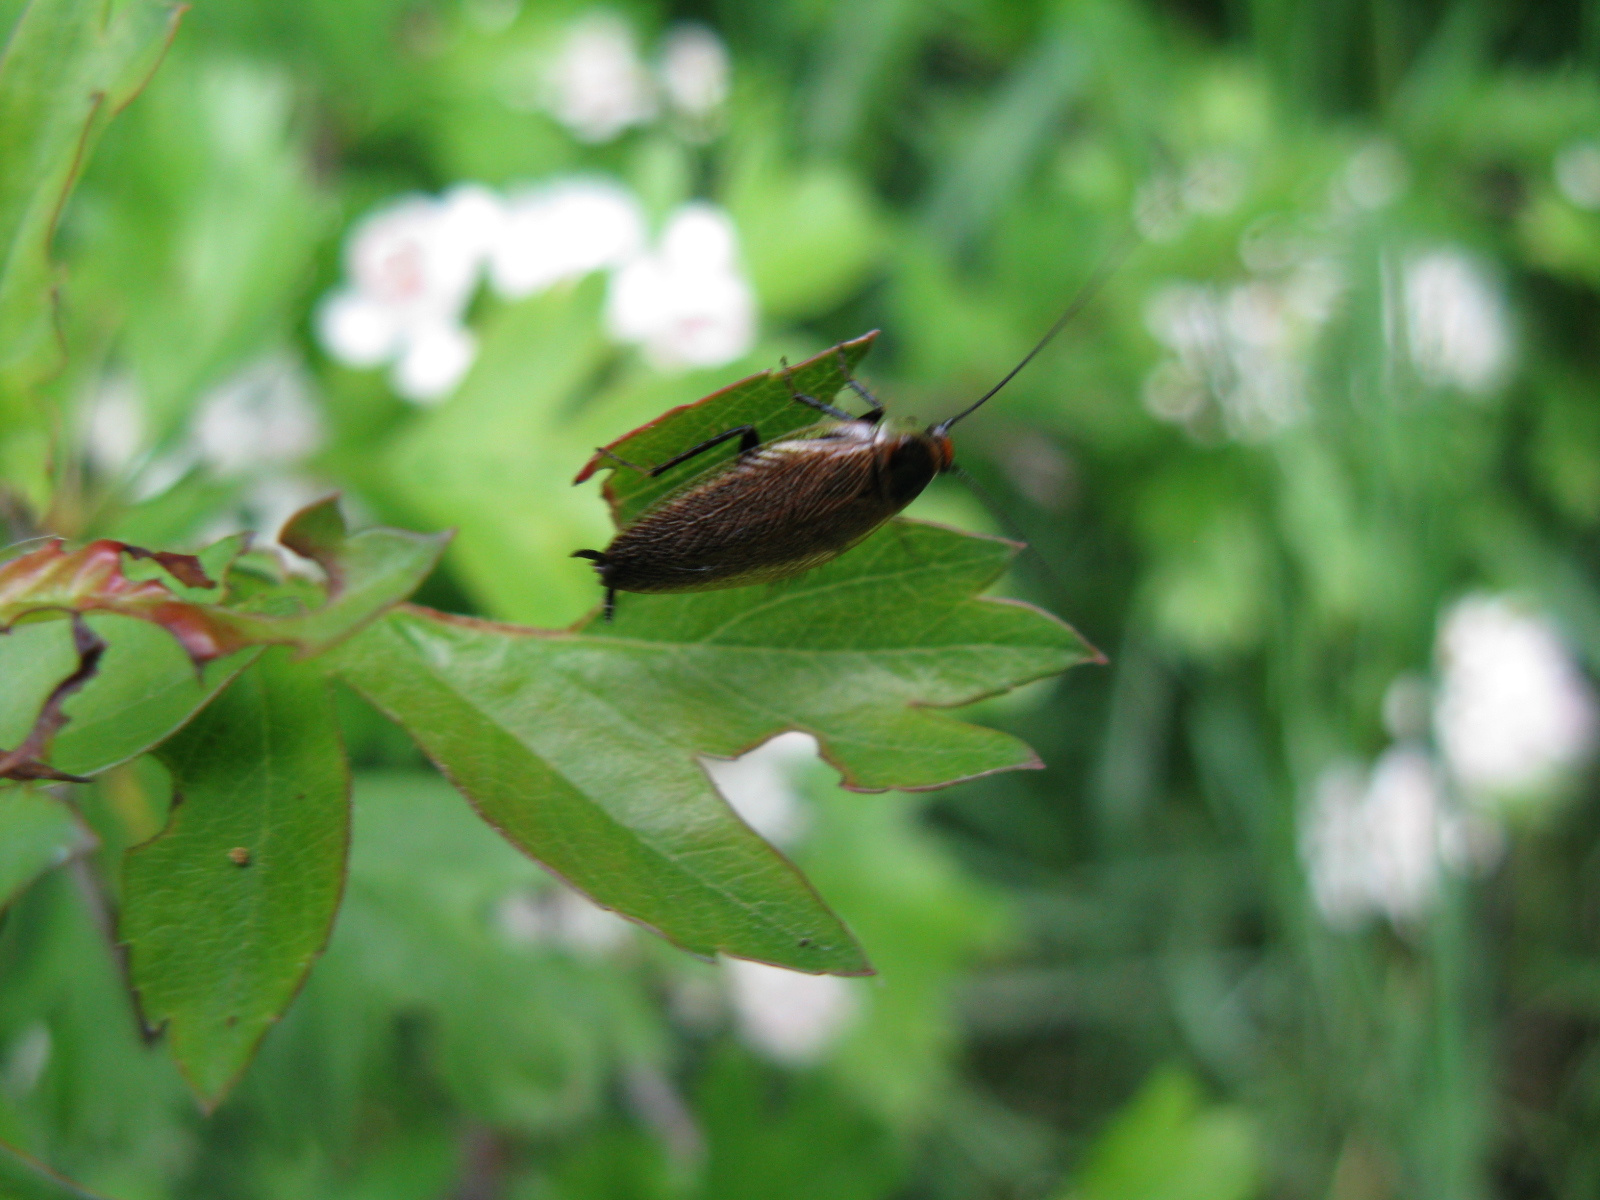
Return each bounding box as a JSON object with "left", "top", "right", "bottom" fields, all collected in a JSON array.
[{"left": 227, "top": 847, "right": 251, "bottom": 867}]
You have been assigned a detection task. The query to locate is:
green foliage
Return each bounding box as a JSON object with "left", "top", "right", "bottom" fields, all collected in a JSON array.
[
  {"left": 9, "top": 0, "right": 1600, "bottom": 1195},
  {"left": 124, "top": 649, "right": 350, "bottom": 1106},
  {"left": 0, "top": 0, "right": 180, "bottom": 398},
  {"left": 1060, "top": 1069, "right": 1257, "bottom": 1200},
  {"left": 0, "top": 1141, "right": 111, "bottom": 1200},
  {"left": 0, "top": 5, "right": 1087, "bottom": 1171},
  {"left": 0, "top": 790, "right": 89, "bottom": 911},
  {"left": 329, "top": 521, "right": 1085, "bottom": 972}
]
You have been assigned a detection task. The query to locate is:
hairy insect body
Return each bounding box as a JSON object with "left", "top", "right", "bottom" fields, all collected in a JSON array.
[{"left": 592, "top": 420, "right": 952, "bottom": 600}]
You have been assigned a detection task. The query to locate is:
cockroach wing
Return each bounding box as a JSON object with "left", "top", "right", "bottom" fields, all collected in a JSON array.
[
  {"left": 575, "top": 332, "right": 878, "bottom": 529},
  {"left": 598, "top": 433, "right": 899, "bottom": 593}
]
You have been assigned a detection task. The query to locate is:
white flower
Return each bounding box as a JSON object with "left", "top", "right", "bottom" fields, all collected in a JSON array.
[
  {"left": 606, "top": 203, "right": 756, "bottom": 369},
  {"left": 1402, "top": 249, "right": 1512, "bottom": 395},
  {"left": 724, "top": 959, "right": 858, "bottom": 1064},
  {"left": 701, "top": 731, "right": 818, "bottom": 848},
  {"left": 391, "top": 322, "right": 478, "bottom": 406},
  {"left": 316, "top": 186, "right": 500, "bottom": 402},
  {"left": 496, "top": 885, "right": 632, "bottom": 955},
  {"left": 1141, "top": 273, "right": 1325, "bottom": 441},
  {"left": 1301, "top": 747, "right": 1448, "bottom": 927},
  {"left": 1337, "top": 140, "right": 1407, "bottom": 212},
  {"left": 487, "top": 178, "right": 646, "bottom": 298},
  {"left": 544, "top": 12, "right": 657, "bottom": 143},
  {"left": 80, "top": 375, "right": 145, "bottom": 476},
  {"left": 192, "top": 352, "right": 323, "bottom": 475},
  {"left": 658, "top": 24, "right": 729, "bottom": 120},
  {"left": 1555, "top": 141, "right": 1600, "bottom": 210},
  {"left": 1434, "top": 595, "right": 1597, "bottom": 804}
]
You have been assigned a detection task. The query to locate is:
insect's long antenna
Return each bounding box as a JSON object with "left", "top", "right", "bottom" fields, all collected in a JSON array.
[{"left": 934, "top": 232, "right": 1136, "bottom": 434}]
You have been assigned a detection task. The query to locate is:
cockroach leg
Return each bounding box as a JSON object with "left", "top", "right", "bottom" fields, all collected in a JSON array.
[
  {"left": 779, "top": 358, "right": 854, "bottom": 421},
  {"left": 647, "top": 425, "right": 761, "bottom": 477},
  {"left": 834, "top": 347, "right": 884, "bottom": 423},
  {"left": 572, "top": 549, "right": 616, "bottom": 621}
]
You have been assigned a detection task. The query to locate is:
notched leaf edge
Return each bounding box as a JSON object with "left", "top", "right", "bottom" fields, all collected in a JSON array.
[
  {"left": 0, "top": 495, "right": 448, "bottom": 672},
  {"left": 0, "top": 614, "right": 104, "bottom": 782}
]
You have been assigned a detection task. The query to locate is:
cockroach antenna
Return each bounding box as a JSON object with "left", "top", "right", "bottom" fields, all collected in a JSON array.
[{"left": 932, "top": 231, "right": 1138, "bottom": 436}]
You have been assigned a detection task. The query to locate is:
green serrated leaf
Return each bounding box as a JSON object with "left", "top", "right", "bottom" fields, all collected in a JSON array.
[
  {"left": 0, "top": 0, "right": 182, "bottom": 389},
  {"left": 50, "top": 616, "right": 259, "bottom": 777},
  {"left": 0, "top": 614, "right": 258, "bottom": 780},
  {"left": 123, "top": 648, "right": 350, "bottom": 1107},
  {"left": 0, "top": 787, "right": 91, "bottom": 908},
  {"left": 577, "top": 332, "right": 879, "bottom": 528},
  {"left": 0, "top": 1139, "right": 111, "bottom": 1200},
  {"left": 327, "top": 520, "right": 1095, "bottom": 973},
  {"left": 223, "top": 496, "right": 453, "bottom": 658},
  {"left": 327, "top": 611, "right": 867, "bottom": 976}
]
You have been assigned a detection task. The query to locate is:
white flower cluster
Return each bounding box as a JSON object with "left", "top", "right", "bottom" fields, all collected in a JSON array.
[
  {"left": 1401, "top": 249, "right": 1512, "bottom": 395},
  {"left": 1139, "top": 142, "right": 1513, "bottom": 440},
  {"left": 316, "top": 179, "right": 756, "bottom": 402},
  {"left": 81, "top": 352, "right": 331, "bottom": 548},
  {"left": 541, "top": 14, "right": 728, "bottom": 143},
  {"left": 1302, "top": 594, "right": 1597, "bottom": 929},
  {"left": 1434, "top": 595, "right": 1598, "bottom": 804},
  {"left": 491, "top": 732, "right": 857, "bottom": 1065},
  {"left": 1142, "top": 261, "right": 1339, "bottom": 442},
  {"left": 496, "top": 884, "right": 633, "bottom": 955},
  {"left": 1302, "top": 748, "right": 1453, "bottom": 928},
  {"left": 723, "top": 958, "right": 859, "bottom": 1065},
  {"left": 700, "top": 730, "right": 818, "bottom": 849}
]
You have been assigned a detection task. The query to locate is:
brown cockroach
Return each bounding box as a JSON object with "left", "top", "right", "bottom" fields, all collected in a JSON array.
[{"left": 572, "top": 257, "right": 1120, "bottom": 621}]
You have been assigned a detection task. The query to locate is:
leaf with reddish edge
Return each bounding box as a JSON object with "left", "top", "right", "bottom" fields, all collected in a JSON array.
[
  {"left": 49, "top": 619, "right": 260, "bottom": 779},
  {"left": 218, "top": 496, "right": 452, "bottom": 657},
  {"left": 121, "top": 544, "right": 216, "bottom": 589},
  {"left": 123, "top": 648, "right": 350, "bottom": 1108},
  {"left": 0, "top": 497, "right": 449, "bottom": 668},
  {"left": 0, "top": 614, "right": 103, "bottom": 782},
  {"left": 0, "top": 538, "right": 233, "bottom": 663},
  {"left": 325, "top": 519, "right": 1098, "bottom": 974},
  {"left": 575, "top": 332, "right": 879, "bottom": 528}
]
